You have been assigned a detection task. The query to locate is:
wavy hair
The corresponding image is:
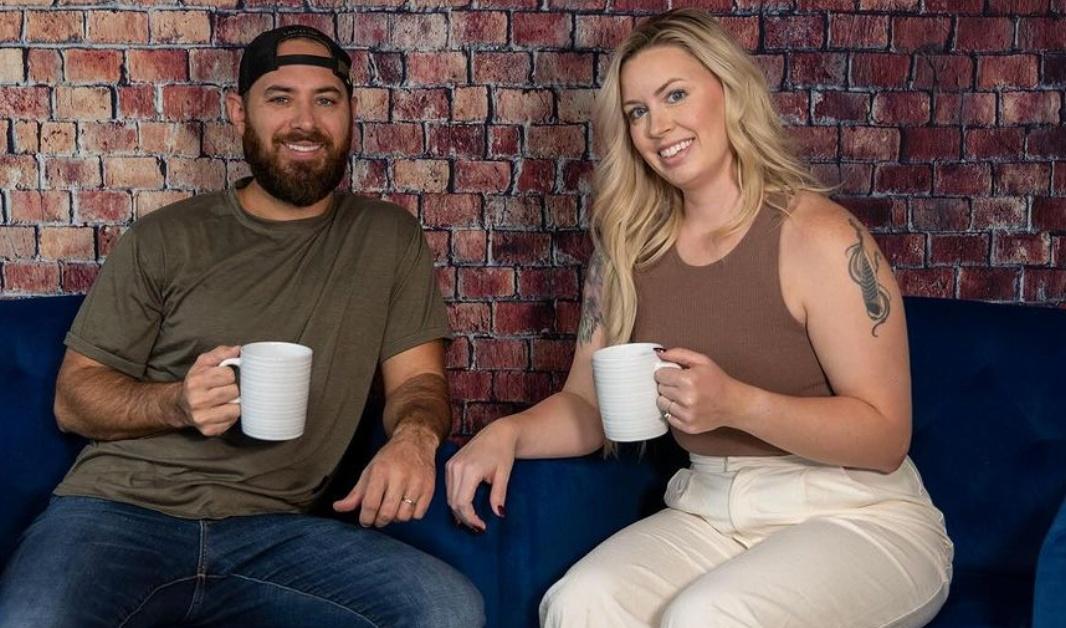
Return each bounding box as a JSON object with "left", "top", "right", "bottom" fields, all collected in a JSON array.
[{"left": 591, "top": 8, "right": 824, "bottom": 345}]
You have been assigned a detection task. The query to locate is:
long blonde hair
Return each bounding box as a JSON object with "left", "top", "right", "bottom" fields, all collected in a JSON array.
[{"left": 591, "top": 9, "right": 823, "bottom": 345}]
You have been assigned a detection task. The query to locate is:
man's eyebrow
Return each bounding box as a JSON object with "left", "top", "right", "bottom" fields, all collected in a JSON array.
[
  {"left": 622, "top": 78, "right": 684, "bottom": 107},
  {"left": 261, "top": 85, "right": 344, "bottom": 96}
]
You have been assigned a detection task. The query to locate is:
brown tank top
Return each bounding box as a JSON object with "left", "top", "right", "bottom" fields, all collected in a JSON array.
[{"left": 632, "top": 207, "right": 832, "bottom": 456}]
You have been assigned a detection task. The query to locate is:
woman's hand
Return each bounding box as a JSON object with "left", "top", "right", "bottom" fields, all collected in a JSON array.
[
  {"left": 654, "top": 348, "right": 747, "bottom": 435},
  {"left": 445, "top": 418, "right": 519, "bottom": 532}
]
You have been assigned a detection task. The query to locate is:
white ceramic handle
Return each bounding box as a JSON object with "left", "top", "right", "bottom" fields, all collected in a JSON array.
[
  {"left": 219, "top": 357, "right": 241, "bottom": 404},
  {"left": 654, "top": 360, "right": 681, "bottom": 372}
]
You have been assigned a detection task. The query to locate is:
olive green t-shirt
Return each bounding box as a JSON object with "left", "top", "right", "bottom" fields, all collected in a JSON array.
[{"left": 55, "top": 184, "right": 449, "bottom": 519}]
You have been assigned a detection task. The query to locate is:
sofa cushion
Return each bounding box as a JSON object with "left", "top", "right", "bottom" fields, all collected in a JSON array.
[
  {"left": 929, "top": 570, "right": 1033, "bottom": 627},
  {"left": 1033, "top": 495, "right": 1066, "bottom": 627}
]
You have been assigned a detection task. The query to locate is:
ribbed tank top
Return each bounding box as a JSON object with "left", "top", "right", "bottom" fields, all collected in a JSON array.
[{"left": 632, "top": 207, "right": 832, "bottom": 456}]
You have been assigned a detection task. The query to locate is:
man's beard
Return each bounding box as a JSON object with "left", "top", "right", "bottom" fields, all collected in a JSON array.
[{"left": 243, "top": 125, "right": 351, "bottom": 208}]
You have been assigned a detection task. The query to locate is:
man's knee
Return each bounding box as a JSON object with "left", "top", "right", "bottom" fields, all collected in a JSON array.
[{"left": 404, "top": 555, "right": 484, "bottom": 628}]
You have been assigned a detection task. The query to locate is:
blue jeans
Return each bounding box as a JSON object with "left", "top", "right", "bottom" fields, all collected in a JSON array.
[{"left": 0, "top": 496, "right": 484, "bottom": 627}]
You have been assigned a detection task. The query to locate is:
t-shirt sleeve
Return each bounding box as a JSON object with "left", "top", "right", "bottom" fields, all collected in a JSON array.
[
  {"left": 379, "top": 221, "right": 450, "bottom": 362},
  {"left": 65, "top": 226, "right": 164, "bottom": 379}
]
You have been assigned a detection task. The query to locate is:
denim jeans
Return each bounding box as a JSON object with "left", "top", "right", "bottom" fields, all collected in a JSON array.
[{"left": 0, "top": 496, "right": 484, "bottom": 628}]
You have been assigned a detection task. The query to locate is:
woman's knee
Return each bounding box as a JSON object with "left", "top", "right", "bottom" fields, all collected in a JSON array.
[
  {"left": 660, "top": 583, "right": 759, "bottom": 628},
  {"left": 539, "top": 562, "right": 629, "bottom": 624}
]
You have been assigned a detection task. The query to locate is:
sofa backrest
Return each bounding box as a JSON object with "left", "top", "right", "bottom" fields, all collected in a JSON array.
[{"left": 905, "top": 297, "right": 1066, "bottom": 577}]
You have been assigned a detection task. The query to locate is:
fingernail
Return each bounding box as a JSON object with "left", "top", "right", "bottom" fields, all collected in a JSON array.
[
  {"left": 498, "top": 505, "right": 506, "bottom": 518},
  {"left": 653, "top": 347, "right": 664, "bottom": 353}
]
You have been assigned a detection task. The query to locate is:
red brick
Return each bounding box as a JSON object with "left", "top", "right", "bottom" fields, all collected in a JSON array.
[
  {"left": 118, "top": 86, "right": 156, "bottom": 119},
  {"left": 517, "top": 160, "right": 555, "bottom": 193},
  {"left": 488, "top": 196, "right": 542, "bottom": 228},
  {"left": 351, "top": 160, "right": 387, "bottom": 193},
  {"left": 456, "top": 161, "right": 511, "bottom": 193},
  {"left": 56, "top": 86, "right": 110, "bottom": 121},
  {"left": 514, "top": 12, "right": 572, "bottom": 47},
  {"left": 474, "top": 52, "right": 530, "bottom": 85},
  {"left": 903, "top": 127, "right": 960, "bottom": 162},
  {"left": 453, "top": 86, "right": 488, "bottom": 122},
  {"left": 828, "top": 14, "right": 888, "bottom": 49},
  {"left": 955, "top": 17, "right": 1013, "bottom": 52},
  {"left": 162, "top": 86, "right": 220, "bottom": 120},
  {"left": 492, "top": 232, "right": 550, "bottom": 265},
  {"left": 558, "top": 89, "right": 595, "bottom": 125},
  {"left": 339, "top": 13, "right": 388, "bottom": 47},
  {"left": 452, "top": 229, "right": 487, "bottom": 263},
  {"left": 1028, "top": 127, "right": 1066, "bottom": 159},
  {"left": 494, "top": 371, "right": 556, "bottom": 403},
  {"left": 754, "top": 55, "right": 785, "bottom": 89},
  {"left": 104, "top": 156, "right": 163, "bottom": 189},
  {"left": 527, "top": 125, "right": 585, "bottom": 159},
  {"left": 126, "top": 49, "right": 187, "bottom": 83},
  {"left": 87, "top": 10, "right": 148, "bottom": 43},
  {"left": 393, "top": 160, "right": 449, "bottom": 192},
  {"left": 349, "top": 88, "right": 387, "bottom": 123},
  {"left": 718, "top": 16, "right": 760, "bottom": 52},
  {"left": 494, "top": 89, "right": 552, "bottom": 124},
  {"left": 548, "top": 0, "right": 606, "bottom": 8},
  {"left": 842, "top": 127, "right": 899, "bottom": 161},
  {"left": 407, "top": 52, "right": 466, "bottom": 86},
  {"left": 860, "top": 0, "right": 919, "bottom": 9},
  {"left": 135, "top": 191, "right": 192, "bottom": 218},
  {"left": 519, "top": 268, "right": 579, "bottom": 300},
  {"left": 424, "top": 194, "right": 481, "bottom": 228},
  {"left": 790, "top": 127, "right": 838, "bottom": 161},
  {"left": 872, "top": 92, "right": 930, "bottom": 125},
  {"left": 1055, "top": 237, "right": 1066, "bottom": 269},
  {"left": 0, "top": 87, "right": 50, "bottom": 121},
  {"left": 459, "top": 267, "right": 515, "bottom": 298},
  {"left": 989, "top": 0, "right": 1050, "bottom": 15},
  {"left": 875, "top": 164, "right": 932, "bottom": 195},
  {"left": 913, "top": 55, "right": 973, "bottom": 90},
  {"left": 167, "top": 158, "right": 225, "bottom": 190},
  {"left": 973, "top": 197, "right": 1028, "bottom": 229},
  {"left": 9, "top": 120, "right": 33, "bottom": 153},
  {"left": 897, "top": 267, "right": 957, "bottom": 297},
  {"left": 473, "top": 338, "right": 526, "bottom": 369},
  {"left": 450, "top": 11, "right": 507, "bottom": 46},
  {"left": 994, "top": 162, "right": 1051, "bottom": 195},
  {"left": 489, "top": 126, "right": 521, "bottom": 157},
  {"left": 27, "top": 49, "right": 60, "bottom": 83},
  {"left": 26, "top": 10, "right": 83, "bottom": 43},
  {"left": 874, "top": 233, "right": 925, "bottom": 267},
  {"left": 7, "top": 191, "right": 70, "bottom": 224},
  {"left": 0, "top": 12, "right": 22, "bottom": 41},
  {"left": 934, "top": 163, "right": 992, "bottom": 196},
  {"left": 788, "top": 52, "right": 847, "bottom": 86},
  {"left": 140, "top": 122, "right": 200, "bottom": 157},
  {"left": 534, "top": 52, "right": 593, "bottom": 86},
  {"left": 151, "top": 11, "right": 211, "bottom": 44},
  {"left": 561, "top": 160, "right": 594, "bottom": 195},
  {"left": 892, "top": 17, "right": 951, "bottom": 53},
  {"left": 390, "top": 13, "right": 447, "bottom": 50},
  {"left": 1056, "top": 161, "right": 1066, "bottom": 194},
  {"left": 1024, "top": 269, "right": 1066, "bottom": 301},
  {"left": 812, "top": 91, "right": 869, "bottom": 123},
  {"left": 930, "top": 234, "right": 988, "bottom": 266},
  {"left": 934, "top": 93, "right": 997, "bottom": 126},
  {"left": 911, "top": 198, "right": 971, "bottom": 231},
  {"left": 765, "top": 15, "right": 824, "bottom": 50},
  {"left": 40, "top": 227, "right": 94, "bottom": 261},
  {"left": 494, "top": 300, "right": 555, "bottom": 335},
  {"left": 44, "top": 157, "right": 100, "bottom": 189},
  {"left": 994, "top": 233, "right": 1051, "bottom": 265},
  {"left": 3, "top": 262, "right": 60, "bottom": 294},
  {"left": 773, "top": 92, "right": 809, "bottom": 125},
  {"left": 61, "top": 262, "right": 101, "bottom": 293},
  {"left": 1002, "top": 91, "right": 1061, "bottom": 125},
  {"left": 59, "top": 49, "right": 118, "bottom": 84},
  {"left": 1019, "top": 18, "right": 1066, "bottom": 50},
  {"left": 446, "top": 337, "right": 471, "bottom": 370},
  {"left": 965, "top": 128, "right": 1024, "bottom": 160},
  {"left": 97, "top": 225, "right": 126, "bottom": 258},
  {"left": 393, "top": 89, "right": 449, "bottom": 122},
  {"left": 574, "top": 15, "right": 631, "bottom": 49},
  {"left": 547, "top": 195, "right": 580, "bottom": 228},
  {"left": 0, "top": 227, "right": 35, "bottom": 260},
  {"left": 531, "top": 337, "right": 574, "bottom": 371},
  {"left": 979, "top": 55, "right": 1039, "bottom": 89},
  {"left": 213, "top": 12, "right": 272, "bottom": 46},
  {"left": 75, "top": 190, "right": 132, "bottom": 223},
  {"left": 960, "top": 268, "right": 1019, "bottom": 301},
  {"left": 276, "top": 13, "right": 335, "bottom": 35},
  {"left": 427, "top": 124, "right": 484, "bottom": 159},
  {"left": 0, "top": 155, "right": 37, "bottom": 190},
  {"left": 80, "top": 122, "right": 138, "bottom": 153},
  {"left": 924, "top": 0, "right": 984, "bottom": 11},
  {"left": 448, "top": 369, "right": 492, "bottom": 400}
]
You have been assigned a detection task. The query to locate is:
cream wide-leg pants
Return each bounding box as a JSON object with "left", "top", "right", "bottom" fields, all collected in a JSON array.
[{"left": 540, "top": 454, "right": 953, "bottom": 628}]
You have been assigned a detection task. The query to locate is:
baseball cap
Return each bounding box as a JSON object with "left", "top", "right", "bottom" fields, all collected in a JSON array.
[{"left": 238, "top": 25, "right": 352, "bottom": 96}]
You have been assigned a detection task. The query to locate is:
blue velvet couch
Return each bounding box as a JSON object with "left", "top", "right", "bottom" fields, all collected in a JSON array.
[{"left": 2, "top": 295, "right": 1065, "bottom": 627}]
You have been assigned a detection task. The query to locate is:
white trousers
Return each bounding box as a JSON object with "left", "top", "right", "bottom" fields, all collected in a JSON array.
[{"left": 541, "top": 455, "right": 953, "bottom": 628}]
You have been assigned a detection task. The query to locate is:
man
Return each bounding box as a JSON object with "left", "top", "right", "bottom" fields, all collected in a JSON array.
[{"left": 0, "top": 25, "right": 484, "bottom": 627}]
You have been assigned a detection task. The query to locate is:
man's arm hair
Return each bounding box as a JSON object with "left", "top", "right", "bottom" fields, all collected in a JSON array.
[
  {"left": 54, "top": 349, "right": 185, "bottom": 441},
  {"left": 383, "top": 372, "right": 451, "bottom": 445}
]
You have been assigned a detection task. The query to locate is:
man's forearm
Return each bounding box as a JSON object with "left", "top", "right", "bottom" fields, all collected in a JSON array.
[
  {"left": 55, "top": 362, "right": 185, "bottom": 441},
  {"left": 383, "top": 372, "right": 451, "bottom": 445}
]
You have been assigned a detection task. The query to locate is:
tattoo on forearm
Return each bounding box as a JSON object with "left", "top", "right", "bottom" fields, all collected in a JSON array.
[
  {"left": 385, "top": 372, "right": 451, "bottom": 440},
  {"left": 577, "top": 252, "right": 605, "bottom": 344},
  {"left": 846, "top": 219, "right": 891, "bottom": 337}
]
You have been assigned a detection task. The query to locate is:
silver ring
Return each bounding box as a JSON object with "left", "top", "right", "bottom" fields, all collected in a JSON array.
[
  {"left": 401, "top": 497, "right": 416, "bottom": 506},
  {"left": 664, "top": 400, "right": 675, "bottom": 420}
]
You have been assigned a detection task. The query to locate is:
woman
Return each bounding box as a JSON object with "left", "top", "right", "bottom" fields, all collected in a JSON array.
[{"left": 446, "top": 9, "right": 952, "bottom": 627}]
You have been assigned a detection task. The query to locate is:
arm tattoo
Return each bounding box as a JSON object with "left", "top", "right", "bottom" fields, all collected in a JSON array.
[
  {"left": 577, "top": 252, "right": 605, "bottom": 344},
  {"left": 846, "top": 219, "right": 891, "bottom": 337}
]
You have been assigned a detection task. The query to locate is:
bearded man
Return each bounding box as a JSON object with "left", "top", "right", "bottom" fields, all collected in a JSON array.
[{"left": 0, "top": 26, "right": 484, "bottom": 628}]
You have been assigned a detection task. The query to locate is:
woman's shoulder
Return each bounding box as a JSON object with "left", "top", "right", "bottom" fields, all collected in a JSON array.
[{"left": 779, "top": 191, "right": 868, "bottom": 266}]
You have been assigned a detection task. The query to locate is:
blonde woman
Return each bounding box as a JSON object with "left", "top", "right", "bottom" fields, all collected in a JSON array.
[{"left": 445, "top": 9, "right": 952, "bottom": 627}]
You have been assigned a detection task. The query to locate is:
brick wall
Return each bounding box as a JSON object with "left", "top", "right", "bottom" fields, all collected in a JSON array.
[{"left": 0, "top": 1, "right": 1063, "bottom": 434}]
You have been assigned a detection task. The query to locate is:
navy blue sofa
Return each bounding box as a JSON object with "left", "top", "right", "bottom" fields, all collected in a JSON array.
[{"left": 2, "top": 295, "right": 1065, "bottom": 627}]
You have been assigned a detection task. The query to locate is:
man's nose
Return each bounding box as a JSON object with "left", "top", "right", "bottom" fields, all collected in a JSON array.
[{"left": 289, "top": 100, "right": 316, "bottom": 130}]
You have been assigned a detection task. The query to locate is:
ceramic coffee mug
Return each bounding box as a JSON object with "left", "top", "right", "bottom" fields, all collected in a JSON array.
[
  {"left": 220, "top": 342, "right": 312, "bottom": 441},
  {"left": 592, "top": 342, "right": 679, "bottom": 442}
]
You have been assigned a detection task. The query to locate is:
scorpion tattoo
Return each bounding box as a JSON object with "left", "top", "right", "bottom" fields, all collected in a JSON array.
[{"left": 846, "top": 219, "right": 890, "bottom": 337}]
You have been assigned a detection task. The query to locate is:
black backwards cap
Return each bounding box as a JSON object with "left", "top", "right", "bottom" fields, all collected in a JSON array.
[{"left": 238, "top": 25, "right": 352, "bottom": 96}]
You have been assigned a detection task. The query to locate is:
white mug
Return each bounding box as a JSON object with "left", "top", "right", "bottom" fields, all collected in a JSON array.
[
  {"left": 592, "top": 342, "right": 679, "bottom": 442},
  {"left": 220, "top": 342, "right": 313, "bottom": 441}
]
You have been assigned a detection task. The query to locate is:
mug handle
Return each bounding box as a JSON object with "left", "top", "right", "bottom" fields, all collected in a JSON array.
[
  {"left": 653, "top": 361, "right": 681, "bottom": 373},
  {"left": 219, "top": 357, "right": 241, "bottom": 404}
]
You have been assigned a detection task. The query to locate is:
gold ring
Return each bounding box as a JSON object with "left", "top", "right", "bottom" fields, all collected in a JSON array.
[{"left": 401, "top": 497, "right": 416, "bottom": 506}]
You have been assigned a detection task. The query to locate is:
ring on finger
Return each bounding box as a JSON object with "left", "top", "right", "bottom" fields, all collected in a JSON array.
[
  {"left": 664, "top": 399, "right": 675, "bottom": 420},
  {"left": 401, "top": 496, "right": 417, "bottom": 506}
]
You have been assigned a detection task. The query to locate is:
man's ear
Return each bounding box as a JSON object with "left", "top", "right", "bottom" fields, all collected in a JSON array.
[{"left": 225, "top": 92, "right": 247, "bottom": 136}]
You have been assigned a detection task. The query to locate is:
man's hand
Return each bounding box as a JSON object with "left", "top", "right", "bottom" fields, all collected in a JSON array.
[
  {"left": 332, "top": 425, "right": 438, "bottom": 527},
  {"left": 177, "top": 345, "right": 242, "bottom": 437}
]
